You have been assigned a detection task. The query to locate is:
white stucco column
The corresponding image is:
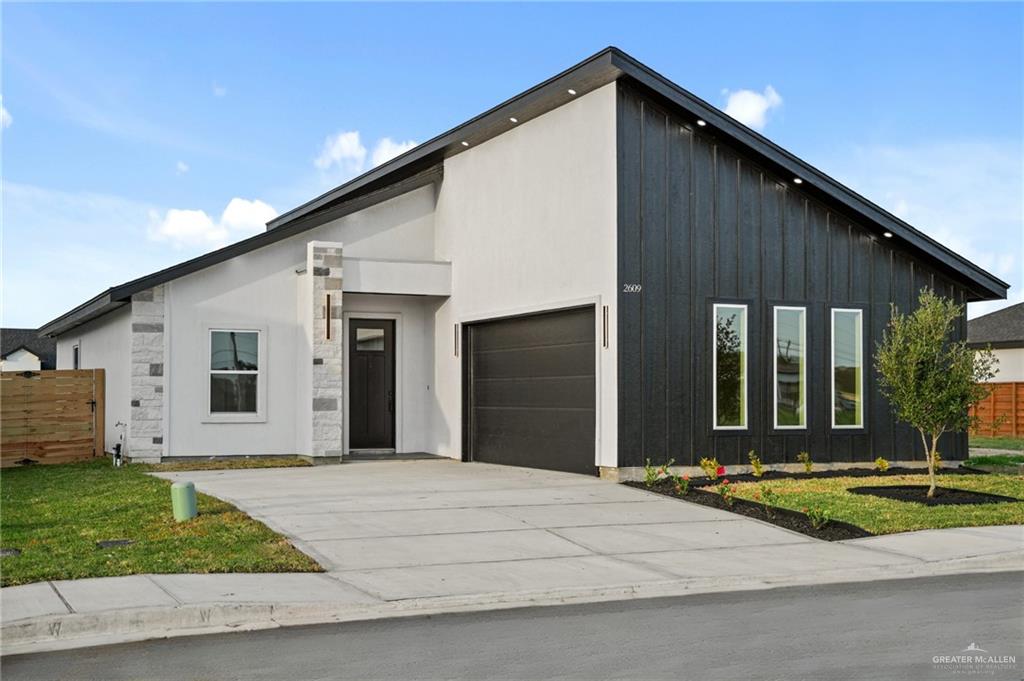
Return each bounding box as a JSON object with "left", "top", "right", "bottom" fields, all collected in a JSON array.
[{"left": 307, "top": 242, "right": 344, "bottom": 461}]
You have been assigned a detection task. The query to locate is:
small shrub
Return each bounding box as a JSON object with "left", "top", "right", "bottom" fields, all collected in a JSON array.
[
  {"left": 797, "top": 451, "right": 813, "bottom": 473},
  {"left": 933, "top": 450, "right": 943, "bottom": 468},
  {"left": 643, "top": 459, "right": 660, "bottom": 488},
  {"left": 716, "top": 479, "right": 735, "bottom": 507},
  {"left": 643, "top": 458, "right": 675, "bottom": 488},
  {"left": 758, "top": 485, "right": 780, "bottom": 518},
  {"left": 699, "top": 457, "right": 721, "bottom": 480},
  {"left": 803, "top": 506, "right": 831, "bottom": 530},
  {"left": 874, "top": 457, "right": 890, "bottom": 472},
  {"left": 671, "top": 473, "right": 690, "bottom": 497},
  {"left": 748, "top": 450, "right": 764, "bottom": 477}
]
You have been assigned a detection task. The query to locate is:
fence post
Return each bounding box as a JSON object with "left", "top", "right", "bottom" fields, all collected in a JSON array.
[
  {"left": 1012, "top": 383, "right": 1019, "bottom": 438},
  {"left": 94, "top": 369, "right": 106, "bottom": 457}
]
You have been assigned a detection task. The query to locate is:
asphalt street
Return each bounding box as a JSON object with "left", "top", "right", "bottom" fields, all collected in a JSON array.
[{"left": 4, "top": 572, "right": 1022, "bottom": 681}]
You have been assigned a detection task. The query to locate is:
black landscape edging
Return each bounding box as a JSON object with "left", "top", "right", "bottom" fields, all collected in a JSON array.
[
  {"left": 848, "top": 485, "right": 1019, "bottom": 506},
  {"left": 624, "top": 481, "right": 873, "bottom": 541}
]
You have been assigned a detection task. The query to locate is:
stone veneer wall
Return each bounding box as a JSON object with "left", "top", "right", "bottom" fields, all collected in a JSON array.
[
  {"left": 309, "top": 243, "right": 344, "bottom": 460},
  {"left": 129, "top": 285, "right": 165, "bottom": 462}
]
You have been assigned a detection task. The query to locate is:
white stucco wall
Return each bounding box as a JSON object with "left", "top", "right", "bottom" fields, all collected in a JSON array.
[
  {"left": 55, "top": 305, "right": 132, "bottom": 451},
  {"left": 987, "top": 348, "right": 1024, "bottom": 382},
  {"left": 164, "top": 184, "right": 437, "bottom": 457},
  {"left": 432, "top": 83, "right": 619, "bottom": 466},
  {"left": 1, "top": 348, "right": 41, "bottom": 371}
]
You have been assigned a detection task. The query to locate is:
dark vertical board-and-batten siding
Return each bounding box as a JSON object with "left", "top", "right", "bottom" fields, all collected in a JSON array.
[{"left": 616, "top": 82, "right": 968, "bottom": 468}]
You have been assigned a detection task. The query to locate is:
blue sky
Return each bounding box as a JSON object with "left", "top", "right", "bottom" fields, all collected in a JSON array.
[{"left": 3, "top": 2, "right": 1021, "bottom": 327}]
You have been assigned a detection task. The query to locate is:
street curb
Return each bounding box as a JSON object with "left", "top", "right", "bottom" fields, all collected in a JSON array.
[{"left": 3, "top": 553, "right": 1021, "bottom": 656}]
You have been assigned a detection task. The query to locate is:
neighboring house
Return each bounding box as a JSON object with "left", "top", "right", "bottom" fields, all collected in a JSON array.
[
  {"left": 968, "top": 302, "right": 1024, "bottom": 382},
  {"left": 1, "top": 329, "right": 56, "bottom": 372},
  {"left": 39, "top": 48, "right": 1008, "bottom": 474}
]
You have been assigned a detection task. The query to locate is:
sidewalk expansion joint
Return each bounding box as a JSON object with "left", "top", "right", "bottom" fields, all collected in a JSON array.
[{"left": 47, "top": 581, "right": 74, "bottom": 614}]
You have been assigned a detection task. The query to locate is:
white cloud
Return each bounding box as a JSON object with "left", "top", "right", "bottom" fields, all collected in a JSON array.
[
  {"left": 1, "top": 99, "right": 11, "bottom": 128},
  {"left": 314, "top": 130, "right": 366, "bottom": 173},
  {"left": 175, "top": 160, "right": 189, "bottom": 175},
  {"left": 212, "top": 82, "right": 227, "bottom": 97},
  {"left": 722, "top": 85, "right": 783, "bottom": 131},
  {"left": 819, "top": 140, "right": 1023, "bottom": 319},
  {"left": 371, "top": 138, "right": 417, "bottom": 167},
  {"left": 149, "top": 198, "right": 276, "bottom": 248}
]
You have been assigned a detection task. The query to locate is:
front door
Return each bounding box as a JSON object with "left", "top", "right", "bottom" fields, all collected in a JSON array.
[{"left": 349, "top": 319, "right": 395, "bottom": 449}]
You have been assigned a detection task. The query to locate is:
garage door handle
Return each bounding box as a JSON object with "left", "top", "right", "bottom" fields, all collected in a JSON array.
[{"left": 388, "top": 391, "right": 394, "bottom": 413}]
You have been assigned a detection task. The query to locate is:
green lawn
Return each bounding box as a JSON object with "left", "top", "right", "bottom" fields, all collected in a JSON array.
[
  {"left": 0, "top": 460, "right": 321, "bottom": 587},
  {"left": 136, "top": 457, "right": 312, "bottom": 473},
  {"left": 721, "top": 474, "right": 1024, "bottom": 535},
  {"left": 964, "top": 454, "right": 1024, "bottom": 468},
  {"left": 970, "top": 435, "right": 1024, "bottom": 451}
]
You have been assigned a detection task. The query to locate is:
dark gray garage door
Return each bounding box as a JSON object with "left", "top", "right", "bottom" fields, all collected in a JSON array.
[{"left": 464, "top": 305, "right": 596, "bottom": 475}]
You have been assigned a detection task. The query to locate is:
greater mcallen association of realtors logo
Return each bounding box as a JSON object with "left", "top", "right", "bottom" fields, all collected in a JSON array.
[{"left": 932, "top": 642, "right": 1018, "bottom": 675}]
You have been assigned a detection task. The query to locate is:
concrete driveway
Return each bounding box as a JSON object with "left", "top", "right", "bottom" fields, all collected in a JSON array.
[{"left": 154, "top": 460, "right": 930, "bottom": 602}]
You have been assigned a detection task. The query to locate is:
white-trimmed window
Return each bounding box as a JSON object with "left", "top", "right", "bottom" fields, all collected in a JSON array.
[
  {"left": 774, "top": 306, "right": 807, "bottom": 429},
  {"left": 831, "top": 309, "right": 864, "bottom": 428},
  {"left": 72, "top": 344, "right": 80, "bottom": 370},
  {"left": 713, "top": 303, "right": 748, "bottom": 429},
  {"left": 209, "top": 330, "right": 260, "bottom": 415}
]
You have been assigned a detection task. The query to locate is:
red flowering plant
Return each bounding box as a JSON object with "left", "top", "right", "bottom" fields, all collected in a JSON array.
[
  {"left": 716, "top": 479, "right": 735, "bottom": 507},
  {"left": 671, "top": 472, "right": 691, "bottom": 497}
]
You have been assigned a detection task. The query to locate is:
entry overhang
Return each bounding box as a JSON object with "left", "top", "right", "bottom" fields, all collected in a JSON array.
[{"left": 298, "top": 257, "right": 452, "bottom": 297}]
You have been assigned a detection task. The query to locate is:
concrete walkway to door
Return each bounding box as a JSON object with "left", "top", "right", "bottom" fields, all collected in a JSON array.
[
  {"left": 152, "top": 460, "right": 1022, "bottom": 600},
  {"left": 3, "top": 460, "right": 1020, "bottom": 655}
]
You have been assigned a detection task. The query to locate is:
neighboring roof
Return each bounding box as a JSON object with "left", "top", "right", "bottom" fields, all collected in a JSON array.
[
  {"left": 968, "top": 303, "right": 1024, "bottom": 349},
  {"left": 1, "top": 328, "right": 56, "bottom": 368},
  {"left": 40, "top": 47, "right": 1008, "bottom": 337}
]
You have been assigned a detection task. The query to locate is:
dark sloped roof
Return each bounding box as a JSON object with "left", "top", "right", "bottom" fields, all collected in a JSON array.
[
  {"left": 968, "top": 302, "right": 1024, "bottom": 348},
  {"left": 40, "top": 47, "right": 1008, "bottom": 338},
  {"left": 1, "top": 328, "right": 57, "bottom": 369}
]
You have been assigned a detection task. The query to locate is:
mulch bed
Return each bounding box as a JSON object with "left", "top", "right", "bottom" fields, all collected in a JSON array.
[
  {"left": 848, "top": 485, "right": 1019, "bottom": 506},
  {"left": 671, "top": 466, "right": 981, "bottom": 486},
  {"left": 624, "top": 480, "right": 873, "bottom": 541}
]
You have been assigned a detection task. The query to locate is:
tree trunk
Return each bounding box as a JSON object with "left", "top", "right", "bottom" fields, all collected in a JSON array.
[
  {"left": 919, "top": 430, "right": 937, "bottom": 498},
  {"left": 928, "top": 439, "right": 938, "bottom": 498}
]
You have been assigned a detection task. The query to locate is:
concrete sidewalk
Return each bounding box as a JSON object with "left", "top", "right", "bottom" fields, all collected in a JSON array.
[{"left": 2, "top": 461, "right": 1021, "bottom": 655}]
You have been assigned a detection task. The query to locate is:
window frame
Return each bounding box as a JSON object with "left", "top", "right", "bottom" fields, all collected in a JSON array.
[
  {"left": 830, "top": 307, "right": 865, "bottom": 430},
  {"left": 712, "top": 302, "right": 749, "bottom": 431},
  {"left": 203, "top": 326, "right": 267, "bottom": 424},
  {"left": 772, "top": 305, "right": 807, "bottom": 431},
  {"left": 72, "top": 344, "right": 80, "bottom": 370}
]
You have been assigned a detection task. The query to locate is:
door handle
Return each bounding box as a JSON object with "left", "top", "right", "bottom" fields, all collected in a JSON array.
[{"left": 387, "top": 391, "right": 394, "bottom": 413}]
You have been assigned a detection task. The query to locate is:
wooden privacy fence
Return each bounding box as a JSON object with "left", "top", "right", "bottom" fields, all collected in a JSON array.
[
  {"left": 1, "top": 369, "right": 105, "bottom": 467},
  {"left": 970, "top": 381, "right": 1024, "bottom": 438}
]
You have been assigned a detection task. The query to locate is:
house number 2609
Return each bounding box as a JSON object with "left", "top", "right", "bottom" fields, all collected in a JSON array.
[{"left": 622, "top": 284, "right": 642, "bottom": 293}]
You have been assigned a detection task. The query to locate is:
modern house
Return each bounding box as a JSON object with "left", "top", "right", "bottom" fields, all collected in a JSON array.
[
  {"left": 969, "top": 302, "right": 1024, "bottom": 382},
  {"left": 39, "top": 48, "right": 1008, "bottom": 476},
  {"left": 1, "top": 329, "right": 56, "bottom": 372}
]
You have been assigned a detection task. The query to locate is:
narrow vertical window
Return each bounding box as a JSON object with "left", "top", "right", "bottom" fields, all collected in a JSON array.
[
  {"left": 713, "top": 304, "right": 747, "bottom": 429},
  {"left": 72, "top": 345, "right": 80, "bottom": 370},
  {"left": 774, "top": 307, "right": 806, "bottom": 429},
  {"left": 832, "top": 309, "right": 864, "bottom": 428}
]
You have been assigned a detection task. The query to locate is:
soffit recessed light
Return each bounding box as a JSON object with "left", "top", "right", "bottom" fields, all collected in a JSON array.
[
  {"left": 567, "top": 88, "right": 577, "bottom": 95},
  {"left": 793, "top": 177, "right": 803, "bottom": 185},
  {"left": 696, "top": 119, "right": 707, "bottom": 127},
  {"left": 883, "top": 231, "right": 893, "bottom": 238},
  {"left": 460, "top": 141, "right": 469, "bottom": 147},
  {"left": 509, "top": 117, "right": 518, "bottom": 123}
]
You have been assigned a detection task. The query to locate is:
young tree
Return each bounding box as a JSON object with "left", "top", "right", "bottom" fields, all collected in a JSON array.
[{"left": 875, "top": 289, "right": 997, "bottom": 497}]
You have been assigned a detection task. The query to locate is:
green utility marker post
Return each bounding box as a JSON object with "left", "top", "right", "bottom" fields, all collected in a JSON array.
[{"left": 171, "top": 481, "right": 197, "bottom": 522}]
